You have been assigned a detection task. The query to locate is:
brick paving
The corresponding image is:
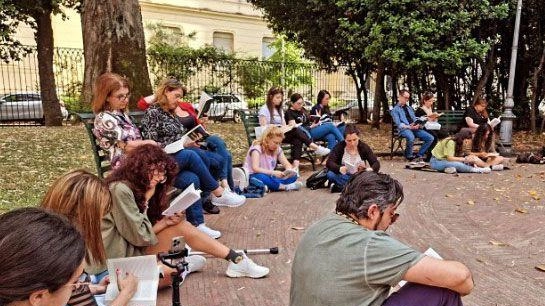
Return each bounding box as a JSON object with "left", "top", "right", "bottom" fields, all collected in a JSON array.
[{"left": 157, "top": 161, "right": 545, "bottom": 306}]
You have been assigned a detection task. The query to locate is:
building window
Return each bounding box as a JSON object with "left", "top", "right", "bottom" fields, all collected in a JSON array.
[
  {"left": 213, "top": 32, "right": 234, "bottom": 53},
  {"left": 262, "top": 37, "right": 275, "bottom": 59}
]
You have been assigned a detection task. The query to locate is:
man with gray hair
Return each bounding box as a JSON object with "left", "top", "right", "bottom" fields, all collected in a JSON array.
[{"left": 290, "top": 171, "right": 473, "bottom": 306}]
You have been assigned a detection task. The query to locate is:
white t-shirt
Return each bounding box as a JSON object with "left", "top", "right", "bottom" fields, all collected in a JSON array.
[{"left": 258, "top": 105, "right": 285, "bottom": 125}]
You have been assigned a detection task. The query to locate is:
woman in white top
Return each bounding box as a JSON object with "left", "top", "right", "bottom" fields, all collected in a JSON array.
[{"left": 258, "top": 86, "right": 329, "bottom": 169}]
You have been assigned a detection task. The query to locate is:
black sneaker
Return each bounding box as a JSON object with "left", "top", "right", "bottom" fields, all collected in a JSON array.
[
  {"left": 203, "top": 199, "right": 220, "bottom": 214},
  {"left": 330, "top": 183, "right": 343, "bottom": 193}
]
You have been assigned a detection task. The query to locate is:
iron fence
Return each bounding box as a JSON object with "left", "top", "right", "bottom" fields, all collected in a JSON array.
[{"left": 0, "top": 46, "right": 361, "bottom": 125}]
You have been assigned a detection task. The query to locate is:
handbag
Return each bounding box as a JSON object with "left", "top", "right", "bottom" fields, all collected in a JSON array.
[{"left": 305, "top": 168, "right": 329, "bottom": 190}]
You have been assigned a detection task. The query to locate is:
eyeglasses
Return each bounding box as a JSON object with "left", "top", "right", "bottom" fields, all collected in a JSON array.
[
  {"left": 113, "top": 93, "right": 131, "bottom": 101},
  {"left": 152, "top": 169, "right": 167, "bottom": 184}
]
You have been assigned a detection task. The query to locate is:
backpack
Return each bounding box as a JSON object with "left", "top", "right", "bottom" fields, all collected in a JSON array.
[{"left": 306, "top": 168, "right": 329, "bottom": 190}]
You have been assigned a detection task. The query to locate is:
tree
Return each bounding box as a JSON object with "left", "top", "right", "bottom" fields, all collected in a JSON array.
[
  {"left": 0, "top": 0, "right": 79, "bottom": 126},
  {"left": 80, "top": 0, "right": 151, "bottom": 109}
]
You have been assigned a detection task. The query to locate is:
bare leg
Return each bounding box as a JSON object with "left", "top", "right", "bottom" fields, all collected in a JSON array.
[{"left": 485, "top": 156, "right": 505, "bottom": 167}]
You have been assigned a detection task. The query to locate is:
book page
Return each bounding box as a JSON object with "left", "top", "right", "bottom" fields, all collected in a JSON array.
[
  {"left": 162, "top": 184, "right": 201, "bottom": 216},
  {"left": 197, "top": 91, "right": 213, "bottom": 118},
  {"left": 163, "top": 136, "right": 188, "bottom": 154},
  {"left": 282, "top": 168, "right": 298, "bottom": 178},
  {"left": 105, "top": 255, "right": 159, "bottom": 305}
]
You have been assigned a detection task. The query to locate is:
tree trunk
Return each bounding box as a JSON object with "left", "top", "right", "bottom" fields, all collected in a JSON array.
[
  {"left": 34, "top": 8, "right": 63, "bottom": 126},
  {"left": 530, "top": 46, "right": 545, "bottom": 133},
  {"left": 347, "top": 66, "right": 365, "bottom": 124},
  {"left": 81, "top": 0, "right": 152, "bottom": 109},
  {"left": 372, "top": 65, "right": 386, "bottom": 127},
  {"left": 473, "top": 47, "right": 496, "bottom": 104}
]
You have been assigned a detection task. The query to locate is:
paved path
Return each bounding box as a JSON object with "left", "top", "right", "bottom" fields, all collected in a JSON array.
[{"left": 158, "top": 161, "right": 545, "bottom": 306}]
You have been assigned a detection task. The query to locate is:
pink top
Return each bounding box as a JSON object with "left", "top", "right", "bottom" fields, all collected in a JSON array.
[{"left": 243, "top": 145, "right": 282, "bottom": 175}]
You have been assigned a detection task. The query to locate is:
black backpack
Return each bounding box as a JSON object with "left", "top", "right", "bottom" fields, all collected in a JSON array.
[{"left": 306, "top": 168, "right": 329, "bottom": 190}]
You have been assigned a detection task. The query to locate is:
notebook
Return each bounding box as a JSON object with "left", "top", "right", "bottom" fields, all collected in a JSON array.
[
  {"left": 162, "top": 184, "right": 201, "bottom": 216},
  {"left": 105, "top": 255, "right": 159, "bottom": 306}
]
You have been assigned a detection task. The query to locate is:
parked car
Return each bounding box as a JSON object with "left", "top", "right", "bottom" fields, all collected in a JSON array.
[
  {"left": 0, "top": 92, "right": 69, "bottom": 124},
  {"left": 193, "top": 93, "right": 247, "bottom": 123}
]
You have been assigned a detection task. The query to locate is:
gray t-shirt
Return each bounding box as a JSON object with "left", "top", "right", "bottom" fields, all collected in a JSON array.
[{"left": 290, "top": 213, "right": 424, "bottom": 306}]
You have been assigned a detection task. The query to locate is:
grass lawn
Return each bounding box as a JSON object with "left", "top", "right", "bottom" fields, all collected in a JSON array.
[{"left": 0, "top": 121, "right": 543, "bottom": 213}]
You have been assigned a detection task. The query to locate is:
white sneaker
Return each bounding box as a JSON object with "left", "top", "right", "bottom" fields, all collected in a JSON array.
[
  {"left": 232, "top": 167, "right": 249, "bottom": 190},
  {"left": 284, "top": 181, "right": 303, "bottom": 191},
  {"left": 471, "top": 166, "right": 491, "bottom": 173},
  {"left": 180, "top": 255, "right": 207, "bottom": 281},
  {"left": 314, "top": 146, "right": 330, "bottom": 156},
  {"left": 491, "top": 164, "right": 504, "bottom": 171},
  {"left": 225, "top": 254, "right": 269, "bottom": 278},
  {"left": 197, "top": 223, "right": 221, "bottom": 239},
  {"left": 212, "top": 189, "right": 246, "bottom": 207},
  {"left": 444, "top": 167, "right": 457, "bottom": 174}
]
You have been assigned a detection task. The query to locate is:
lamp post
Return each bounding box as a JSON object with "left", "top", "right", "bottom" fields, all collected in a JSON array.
[{"left": 499, "top": 0, "right": 523, "bottom": 155}]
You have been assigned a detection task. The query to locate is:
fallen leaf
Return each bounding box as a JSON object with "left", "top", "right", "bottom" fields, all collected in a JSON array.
[
  {"left": 494, "top": 188, "right": 506, "bottom": 192},
  {"left": 291, "top": 226, "right": 305, "bottom": 230},
  {"left": 515, "top": 208, "right": 528, "bottom": 214},
  {"left": 445, "top": 194, "right": 453, "bottom": 198},
  {"left": 467, "top": 200, "right": 475, "bottom": 205},
  {"left": 529, "top": 190, "right": 538, "bottom": 197},
  {"left": 535, "top": 265, "right": 545, "bottom": 272},
  {"left": 489, "top": 240, "right": 508, "bottom": 247}
]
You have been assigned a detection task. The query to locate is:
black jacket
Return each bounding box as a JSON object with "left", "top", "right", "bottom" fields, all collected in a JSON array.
[{"left": 326, "top": 140, "right": 380, "bottom": 174}]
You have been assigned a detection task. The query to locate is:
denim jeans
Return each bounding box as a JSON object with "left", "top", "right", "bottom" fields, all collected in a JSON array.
[
  {"left": 186, "top": 147, "right": 224, "bottom": 180},
  {"left": 309, "top": 123, "right": 344, "bottom": 150},
  {"left": 326, "top": 171, "right": 351, "bottom": 189},
  {"left": 205, "top": 135, "right": 234, "bottom": 188},
  {"left": 398, "top": 128, "right": 434, "bottom": 159},
  {"left": 382, "top": 283, "right": 462, "bottom": 306},
  {"left": 171, "top": 150, "right": 220, "bottom": 226},
  {"left": 429, "top": 157, "right": 474, "bottom": 173},
  {"left": 250, "top": 173, "right": 297, "bottom": 191}
]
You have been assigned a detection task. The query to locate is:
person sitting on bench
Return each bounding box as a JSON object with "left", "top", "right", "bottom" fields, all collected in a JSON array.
[
  {"left": 391, "top": 89, "right": 434, "bottom": 162},
  {"left": 325, "top": 124, "right": 380, "bottom": 192}
]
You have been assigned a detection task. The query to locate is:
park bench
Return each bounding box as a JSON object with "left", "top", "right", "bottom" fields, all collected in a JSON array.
[
  {"left": 76, "top": 111, "right": 145, "bottom": 178},
  {"left": 390, "top": 109, "right": 465, "bottom": 158},
  {"left": 240, "top": 109, "right": 319, "bottom": 170}
]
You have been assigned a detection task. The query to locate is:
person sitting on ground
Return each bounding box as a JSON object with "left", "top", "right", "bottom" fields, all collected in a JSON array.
[
  {"left": 391, "top": 89, "right": 435, "bottom": 162},
  {"left": 41, "top": 170, "right": 139, "bottom": 306},
  {"left": 92, "top": 73, "right": 242, "bottom": 239},
  {"left": 430, "top": 130, "right": 503, "bottom": 174},
  {"left": 0, "top": 207, "right": 88, "bottom": 306},
  {"left": 285, "top": 93, "right": 344, "bottom": 150},
  {"left": 290, "top": 171, "right": 474, "bottom": 306},
  {"left": 310, "top": 89, "right": 346, "bottom": 135},
  {"left": 258, "top": 86, "right": 330, "bottom": 170},
  {"left": 243, "top": 126, "right": 303, "bottom": 192},
  {"left": 94, "top": 144, "right": 269, "bottom": 286},
  {"left": 325, "top": 124, "right": 380, "bottom": 192},
  {"left": 460, "top": 97, "right": 500, "bottom": 152}
]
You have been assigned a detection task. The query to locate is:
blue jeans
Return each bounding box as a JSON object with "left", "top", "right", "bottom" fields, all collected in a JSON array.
[
  {"left": 326, "top": 171, "right": 351, "bottom": 189},
  {"left": 398, "top": 128, "right": 434, "bottom": 159},
  {"left": 429, "top": 157, "right": 474, "bottom": 173},
  {"left": 171, "top": 150, "right": 220, "bottom": 226},
  {"left": 186, "top": 147, "right": 224, "bottom": 180},
  {"left": 309, "top": 123, "right": 344, "bottom": 150},
  {"left": 205, "top": 135, "right": 234, "bottom": 188},
  {"left": 250, "top": 173, "right": 297, "bottom": 192}
]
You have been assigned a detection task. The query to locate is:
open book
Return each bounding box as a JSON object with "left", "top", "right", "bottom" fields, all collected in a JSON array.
[
  {"left": 162, "top": 184, "right": 201, "bottom": 216},
  {"left": 282, "top": 168, "right": 298, "bottom": 179},
  {"left": 164, "top": 124, "right": 210, "bottom": 154},
  {"left": 105, "top": 255, "right": 159, "bottom": 306},
  {"left": 197, "top": 91, "right": 214, "bottom": 119}
]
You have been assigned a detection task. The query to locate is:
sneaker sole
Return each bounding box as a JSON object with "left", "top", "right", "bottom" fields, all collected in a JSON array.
[
  {"left": 225, "top": 269, "right": 269, "bottom": 278},
  {"left": 211, "top": 200, "right": 246, "bottom": 208}
]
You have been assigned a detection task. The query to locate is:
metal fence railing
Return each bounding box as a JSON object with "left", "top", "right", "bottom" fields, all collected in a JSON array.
[{"left": 0, "top": 46, "right": 362, "bottom": 125}]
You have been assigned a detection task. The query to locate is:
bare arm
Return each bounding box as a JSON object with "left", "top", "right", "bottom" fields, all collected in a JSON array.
[
  {"left": 259, "top": 115, "right": 268, "bottom": 127},
  {"left": 403, "top": 256, "right": 474, "bottom": 296},
  {"left": 125, "top": 139, "right": 157, "bottom": 152},
  {"left": 277, "top": 150, "right": 293, "bottom": 170},
  {"left": 465, "top": 117, "right": 479, "bottom": 129}
]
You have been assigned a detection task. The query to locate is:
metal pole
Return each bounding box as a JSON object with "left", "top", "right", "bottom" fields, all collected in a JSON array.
[{"left": 499, "top": 0, "right": 522, "bottom": 155}]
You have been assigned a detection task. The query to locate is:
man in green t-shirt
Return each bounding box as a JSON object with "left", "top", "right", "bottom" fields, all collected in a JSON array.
[{"left": 290, "top": 172, "right": 473, "bottom": 306}]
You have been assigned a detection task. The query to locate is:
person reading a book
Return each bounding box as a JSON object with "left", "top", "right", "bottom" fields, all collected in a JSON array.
[
  {"left": 391, "top": 89, "right": 435, "bottom": 162},
  {"left": 460, "top": 97, "right": 500, "bottom": 153},
  {"left": 258, "top": 87, "right": 330, "bottom": 170},
  {"left": 290, "top": 172, "right": 474, "bottom": 306},
  {"left": 310, "top": 89, "right": 346, "bottom": 135},
  {"left": 100, "top": 144, "right": 269, "bottom": 285},
  {"left": 414, "top": 92, "right": 441, "bottom": 161},
  {"left": 243, "top": 126, "right": 303, "bottom": 192},
  {"left": 0, "top": 207, "right": 87, "bottom": 306},
  {"left": 430, "top": 130, "right": 505, "bottom": 174},
  {"left": 325, "top": 124, "right": 380, "bottom": 192},
  {"left": 41, "top": 170, "right": 139, "bottom": 306},
  {"left": 92, "top": 73, "right": 157, "bottom": 169},
  {"left": 285, "top": 93, "right": 343, "bottom": 150}
]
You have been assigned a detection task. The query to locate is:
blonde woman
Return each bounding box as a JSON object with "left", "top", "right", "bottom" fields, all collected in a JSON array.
[{"left": 243, "top": 126, "right": 303, "bottom": 191}]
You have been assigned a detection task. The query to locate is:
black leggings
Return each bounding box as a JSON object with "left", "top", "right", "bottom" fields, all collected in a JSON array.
[{"left": 283, "top": 127, "right": 313, "bottom": 161}]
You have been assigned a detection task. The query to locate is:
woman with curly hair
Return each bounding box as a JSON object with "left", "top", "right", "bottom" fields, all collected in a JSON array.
[{"left": 101, "top": 144, "right": 269, "bottom": 285}]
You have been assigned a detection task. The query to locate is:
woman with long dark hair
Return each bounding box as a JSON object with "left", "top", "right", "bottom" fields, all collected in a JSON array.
[
  {"left": 310, "top": 89, "right": 346, "bottom": 136},
  {"left": 460, "top": 97, "right": 500, "bottom": 152}
]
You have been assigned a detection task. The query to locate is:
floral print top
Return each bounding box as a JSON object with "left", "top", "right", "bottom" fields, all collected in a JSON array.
[
  {"left": 93, "top": 110, "right": 142, "bottom": 169},
  {"left": 140, "top": 105, "right": 188, "bottom": 147}
]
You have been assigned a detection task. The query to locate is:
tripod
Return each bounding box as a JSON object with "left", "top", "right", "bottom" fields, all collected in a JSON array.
[{"left": 158, "top": 247, "right": 189, "bottom": 306}]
